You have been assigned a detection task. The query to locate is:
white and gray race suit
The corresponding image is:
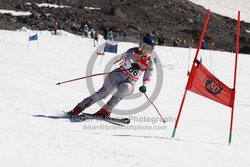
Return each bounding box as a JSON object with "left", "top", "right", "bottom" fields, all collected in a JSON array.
[{"left": 77, "top": 47, "right": 154, "bottom": 111}]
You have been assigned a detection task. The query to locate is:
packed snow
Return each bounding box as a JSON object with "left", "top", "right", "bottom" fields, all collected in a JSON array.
[
  {"left": 84, "top": 7, "right": 101, "bottom": 10},
  {"left": 34, "top": 3, "right": 71, "bottom": 8},
  {"left": 0, "top": 9, "right": 31, "bottom": 16},
  {"left": 0, "top": 26, "right": 250, "bottom": 167},
  {"left": 1, "top": 1, "right": 250, "bottom": 166},
  {"left": 188, "top": 0, "right": 250, "bottom": 23}
]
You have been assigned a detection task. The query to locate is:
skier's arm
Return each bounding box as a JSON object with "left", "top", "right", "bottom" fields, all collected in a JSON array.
[
  {"left": 113, "top": 53, "right": 126, "bottom": 64},
  {"left": 139, "top": 62, "right": 153, "bottom": 93},
  {"left": 114, "top": 50, "right": 134, "bottom": 65},
  {"left": 142, "top": 60, "right": 153, "bottom": 86}
]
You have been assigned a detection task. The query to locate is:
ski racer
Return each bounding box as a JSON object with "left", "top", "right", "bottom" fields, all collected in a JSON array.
[{"left": 67, "top": 36, "right": 155, "bottom": 117}]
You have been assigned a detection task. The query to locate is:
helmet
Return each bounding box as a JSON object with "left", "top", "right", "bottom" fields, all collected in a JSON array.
[{"left": 139, "top": 36, "right": 155, "bottom": 55}]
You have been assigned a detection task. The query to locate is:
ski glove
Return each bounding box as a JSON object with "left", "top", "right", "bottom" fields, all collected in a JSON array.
[
  {"left": 131, "top": 63, "right": 140, "bottom": 70},
  {"left": 139, "top": 86, "right": 146, "bottom": 93}
]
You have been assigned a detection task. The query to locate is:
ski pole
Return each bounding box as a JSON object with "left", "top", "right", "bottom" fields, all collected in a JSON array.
[
  {"left": 56, "top": 69, "right": 128, "bottom": 85},
  {"left": 143, "top": 93, "right": 166, "bottom": 123}
]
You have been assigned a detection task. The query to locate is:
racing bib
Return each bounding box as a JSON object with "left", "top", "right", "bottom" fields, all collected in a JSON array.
[{"left": 120, "top": 58, "right": 144, "bottom": 81}]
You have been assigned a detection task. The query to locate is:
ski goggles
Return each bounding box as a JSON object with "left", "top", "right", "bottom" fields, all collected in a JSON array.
[{"left": 140, "top": 43, "right": 154, "bottom": 55}]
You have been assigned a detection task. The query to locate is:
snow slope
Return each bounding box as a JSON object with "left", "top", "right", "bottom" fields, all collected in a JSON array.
[
  {"left": 0, "top": 27, "right": 250, "bottom": 167},
  {"left": 189, "top": 0, "right": 250, "bottom": 23},
  {"left": 0, "top": 9, "right": 31, "bottom": 16}
]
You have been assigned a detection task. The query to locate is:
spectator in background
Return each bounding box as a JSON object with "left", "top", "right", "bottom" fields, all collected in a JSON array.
[
  {"left": 123, "top": 30, "right": 127, "bottom": 38},
  {"left": 107, "top": 30, "right": 114, "bottom": 41},
  {"left": 93, "top": 31, "right": 99, "bottom": 47},
  {"left": 104, "top": 27, "right": 109, "bottom": 40},
  {"left": 83, "top": 24, "right": 89, "bottom": 37},
  {"left": 90, "top": 29, "right": 95, "bottom": 39},
  {"left": 201, "top": 39, "right": 207, "bottom": 49},
  {"left": 54, "top": 22, "right": 59, "bottom": 35},
  {"left": 158, "top": 36, "right": 165, "bottom": 46},
  {"left": 173, "top": 40, "right": 179, "bottom": 47}
]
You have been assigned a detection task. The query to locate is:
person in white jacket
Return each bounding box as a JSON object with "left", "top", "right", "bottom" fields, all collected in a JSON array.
[{"left": 68, "top": 36, "right": 155, "bottom": 117}]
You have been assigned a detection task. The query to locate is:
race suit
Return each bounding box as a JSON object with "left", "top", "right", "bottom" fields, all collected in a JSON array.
[{"left": 77, "top": 47, "right": 154, "bottom": 111}]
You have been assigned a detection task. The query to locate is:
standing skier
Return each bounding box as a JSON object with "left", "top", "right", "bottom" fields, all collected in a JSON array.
[
  {"left": 67, "top": 36, "right": 155, "bottom": 117},
  {"left": 93, "top": 31, "right": 99, "bottom": 47}
]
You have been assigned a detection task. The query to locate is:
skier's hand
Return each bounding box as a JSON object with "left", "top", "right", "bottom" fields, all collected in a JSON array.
[
  {"left": 131, "top": 63, "right": 140, "bottom": 70},
  {"left": 139, "top": 86, "right": 146, "bottom": 93}
]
